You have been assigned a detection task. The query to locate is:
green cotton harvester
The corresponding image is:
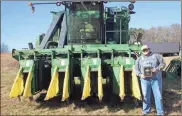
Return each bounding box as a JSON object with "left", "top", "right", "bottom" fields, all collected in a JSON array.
[{"left": 9, "top": 0, "right": 144, "bottom": 104}]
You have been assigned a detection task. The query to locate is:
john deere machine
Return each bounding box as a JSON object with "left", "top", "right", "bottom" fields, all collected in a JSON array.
[{"left": 9, "top": 0, "right": 143, "bottom": 104}]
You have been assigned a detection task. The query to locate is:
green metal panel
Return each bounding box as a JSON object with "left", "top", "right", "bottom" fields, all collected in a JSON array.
[
  {"left": 13, "top": 44, "right": 141, "bottom": 56},
  {"left": 31, "top": 64, "right": 36, "bottom": 94},
  {"left": 17, "top": 60, "right": 36, "bottom": 95},
  {"left": 50, "top": 51, "right": 72, "bottom": 96},
  {"left": 80, "top": 57, "right": 101, "bottom": 92},
  {"left": 52, "top": 58, "right": 69, "bottom": 71},
  {"left": 19, "top": 60, "right": 34, "bottom": 72},
  {"left": 81, "top": 58, "right": 101, "bottom": 79}
]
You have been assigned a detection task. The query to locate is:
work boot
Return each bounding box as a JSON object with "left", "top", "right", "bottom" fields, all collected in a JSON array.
[
  {"left": 141, "top": 112, "right": 148, "bottom": 116},
  {"left": 141, "top": 113, "right": 147, "bottom": 116}
]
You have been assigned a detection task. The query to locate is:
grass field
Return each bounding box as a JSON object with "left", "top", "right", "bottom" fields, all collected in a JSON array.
[{"left": 1, "top": 53, "right": 181, "bottom": 115}]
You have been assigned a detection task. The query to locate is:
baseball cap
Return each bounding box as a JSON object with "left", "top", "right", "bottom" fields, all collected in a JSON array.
[{"left": 141, "top": 45, "right": 149, "bottom": 51}]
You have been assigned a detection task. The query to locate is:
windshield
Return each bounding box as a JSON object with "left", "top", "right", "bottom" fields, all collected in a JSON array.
[{"left": 66, "top": 2, "right": 102, "bottom": 44}]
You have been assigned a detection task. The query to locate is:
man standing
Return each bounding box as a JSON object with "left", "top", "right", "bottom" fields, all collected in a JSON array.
[{"left": 135, "top": 45, "right": 166, "bottom": 116}]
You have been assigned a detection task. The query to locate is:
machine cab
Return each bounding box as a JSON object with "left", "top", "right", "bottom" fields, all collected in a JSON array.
[{"left": 65, "top": 2, "right": 104, "bottom": 44}]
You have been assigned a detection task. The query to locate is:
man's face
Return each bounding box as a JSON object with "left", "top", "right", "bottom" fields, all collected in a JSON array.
[{"left": 142, "top": 48, "right": 150, "bottom": 56}]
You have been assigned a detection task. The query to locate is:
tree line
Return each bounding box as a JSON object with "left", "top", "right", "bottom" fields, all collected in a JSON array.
[
  {"left": 130, "top": 23, "right": 181, "bottom": 44},
  {"left": 1, "top": 43, "right": 9, "bottom": 53}
]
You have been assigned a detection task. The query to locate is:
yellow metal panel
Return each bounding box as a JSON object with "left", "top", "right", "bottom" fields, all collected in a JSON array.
[
  {"left": 131, "top": 65, "right": 142, "bottom": 100},
  {"left": 9, "top": 67, "right": 24, "bottom": 98},
  {"left": 98, "top": 65, "right": 103, "bottom": 101},
  {"left": 81, "top": 66, "right": 91, "bottom": 100},
  {"left": 119, "top": 65, "right": 125, "bottom": 100},
  {"left": 23, "top": 65, "right": 34, "bottom": 98},
  {"left": 44, "top": 66, "right": 59, "bottom": 100},
  {"left": 62, "top": 66, "right": 69, "bottom": 101}
]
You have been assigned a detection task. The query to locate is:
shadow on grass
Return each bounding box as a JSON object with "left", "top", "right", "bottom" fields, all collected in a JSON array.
[
  {"left": 35, "top": 94, "right": 70, "bottom": 109},
  {"left": 70, "top": 94, "right": 141, "bottom": 113},
  {"left": 34, "top": 77, "right": 181, "bottom": 114},
  {"left": 34, "top": 92, "right": 141, "bottom": 113},
  {"left": 163, "top": 90, "right": 181, "bottom": 115},
  {"left": 162, "top": 77, "right": 181, "bottom": 115}
]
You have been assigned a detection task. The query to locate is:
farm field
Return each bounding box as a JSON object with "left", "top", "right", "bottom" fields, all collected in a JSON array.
[{"left": 1, "top": 53, "right": 181, "bottom": 115}]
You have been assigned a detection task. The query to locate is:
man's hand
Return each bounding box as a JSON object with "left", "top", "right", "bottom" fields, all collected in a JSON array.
[
  {"left": 151, "top": 68, "right": 157, "bottom": 73},
  {"left": 140, "top": 74, "right": 146, "bottom": 78}
]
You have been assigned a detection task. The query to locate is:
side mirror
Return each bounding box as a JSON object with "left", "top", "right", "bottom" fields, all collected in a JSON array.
[
  {"left": 28, "top": 43, "right": 34, "bottom": 50},
  {"left": 56, "top": 2, "right": 62, "bottom": 6},
  {"left": 128, "top": 3, "right": 134, "bottom": 10},
  {"left": 129, "top": 11, "right": 135, "bottom": 14}
]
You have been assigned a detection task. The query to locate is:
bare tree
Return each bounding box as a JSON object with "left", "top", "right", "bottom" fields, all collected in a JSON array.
[
  {"left": 129, "top": 28, "right": 145, "bottom": 44},
  {"left": 132, "top": 24, "right": 181, "bottom": 44},
  {"left": 1, "top": 43, "right": 9, "bottom": 53}
]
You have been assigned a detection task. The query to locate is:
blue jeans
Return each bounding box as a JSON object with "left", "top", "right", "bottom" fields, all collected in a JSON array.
[{"left": 140, "top": 72, "right": 164, "bottom": 115}]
